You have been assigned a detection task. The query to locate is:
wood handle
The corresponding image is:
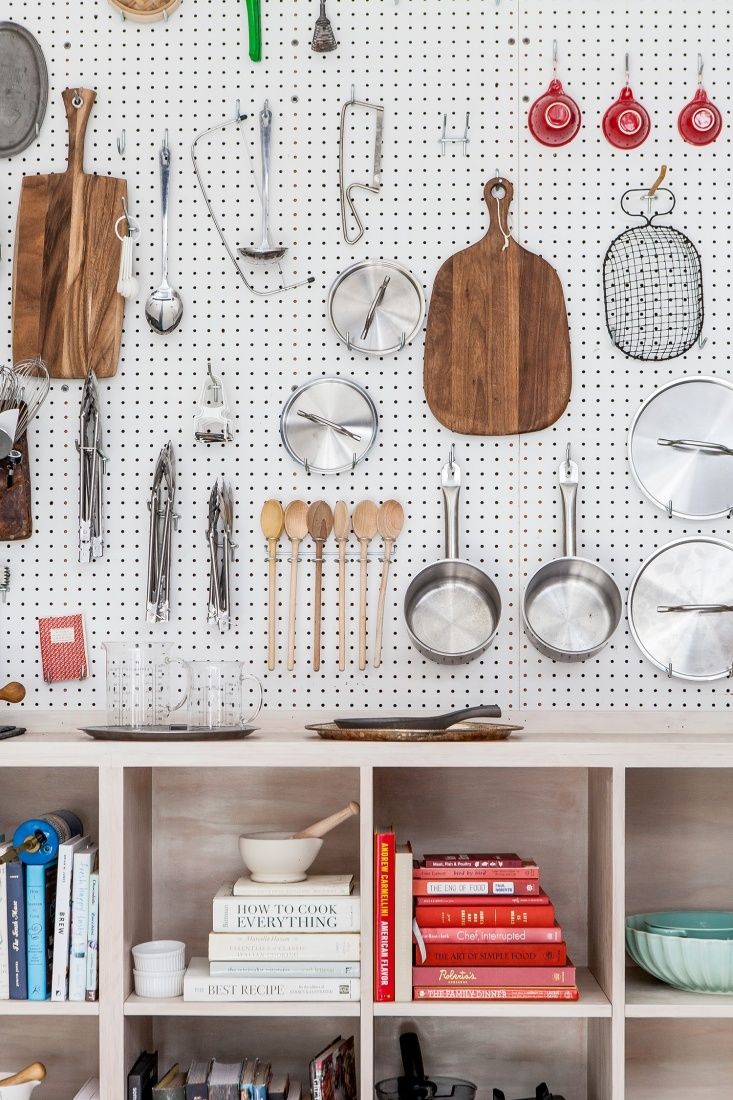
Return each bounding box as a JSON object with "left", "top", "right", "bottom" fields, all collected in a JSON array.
[
  {"left": 483, "top": 177, "right": 514, "bottom": 245},
  {"left": 62, "top": 88, "right": 96, "bottom": 177},
  {"left": 372, "top": 540, "right": 393, "bottom": 669},
  {"left": 358, "top": 539, "right": 369, "bottom": 671},
  {"left": 287, "top": 539, "right": 300, "bottom": 671},
  {"left": 267, "top": 541, "right": 277, "bottom": 671},
  {"left": 0, "top": 1063, "right": 47, "bottom": 1087},
  {"left": 0, "top": 681, "right": 25, "bottom": 704},
  {"left": 313, "top": 545, "right": 324, "bottom": 672},
  {"left": 293, "top": 801, "right": 360, "bottom": 839},
  {"left": 338, "top": 540, "right": 347, "bottom": 672}
]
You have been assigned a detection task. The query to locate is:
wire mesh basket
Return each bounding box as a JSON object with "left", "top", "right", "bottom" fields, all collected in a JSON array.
[{"left": 603, "top": 188, "right": 703, "bottom": 361}]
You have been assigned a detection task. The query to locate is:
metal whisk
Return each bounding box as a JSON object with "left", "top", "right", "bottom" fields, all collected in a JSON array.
[{"left": 13, "top": 357, "right": 50, "bottom": 440}]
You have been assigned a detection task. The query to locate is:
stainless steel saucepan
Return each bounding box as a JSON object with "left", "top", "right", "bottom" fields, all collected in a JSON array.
[
  {"left": 403, "top": 451, "right": 501, "bottom": 663},
  {"left": 522, "top": 449, "right": 622, "bottom": 661}
]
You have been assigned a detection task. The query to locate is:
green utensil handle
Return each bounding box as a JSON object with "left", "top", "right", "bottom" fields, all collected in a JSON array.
[{"left": 246, "top": 0, "right": 262, "bottom": 62}]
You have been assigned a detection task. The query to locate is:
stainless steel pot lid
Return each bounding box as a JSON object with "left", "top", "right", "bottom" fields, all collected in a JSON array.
[
  {"left": 0, "top": 23, "right": 48, "bottom": 158},
  {"left": 628, "top": 537, "right": 733, "bottom": 681},
  {"left": 280, "top": 377, "right": 379, "bottom": 474},
  {"left": 629, "top": 377, "right": 733, "bottom": 520},
  {"left": 328, "top": 260, "right": 425, "bottom": 355}
]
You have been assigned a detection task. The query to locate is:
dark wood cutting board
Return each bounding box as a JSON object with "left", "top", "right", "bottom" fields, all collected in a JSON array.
[
  {"left": 424, "top": 178, "right": 571, "bottom": 436},
  {"left": 12, "top": 88, "right": 126, "bottom": 379}
]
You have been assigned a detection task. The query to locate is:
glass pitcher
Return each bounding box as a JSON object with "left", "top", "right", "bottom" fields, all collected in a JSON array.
[
  {"left": 183, "top": 660, "right": 263, "bottom": 730},
  {"left": 102, "top": 641, "right": 185, "bottom": 728}
]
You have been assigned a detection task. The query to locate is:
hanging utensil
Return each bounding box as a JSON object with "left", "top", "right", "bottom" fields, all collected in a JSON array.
[
  {"left": 245, "top": 0, "right": 262, "bottom": 61},
  {"left": 307, "top": 501, "right": 334, "bottom": 671},
  {"left": 528, "top": 40, "right": 581, "bottom": 147},
  {"left": 107, "top": 0, "right": 181, "bottom": 21},
  {"left": 240, "top": 102, "right": 287, "bottom": 265},
  {"left": 194, "top": 360, "right": 234, "bottom": 443},
  {"left": 373, "top": 499, "right": 404, "bottom": 668},
  {"left": 311, "top": 0, "right": 337, "bottom": 52},
  {"left": 352, "top": 500, "right": 378, "bottom": 671},
  {"left": 0, "top": 22, "right": 47, "bottom": 158},
  {"left": 219, "top": 479, "right": 235, "bottom": 633},
  {"left": 328, "top": 260, "right": 425, "bottom": 355},
  {"left": 602, "top": 53, "right": 650, "bottom": 149},
  {"left": 522, "top": 448, "right": 622, "bottom": 662},
  {"left": 78, "top": 369, "right": 105, "bottom": 563},
  {"left": 333, "top": 501, "right": 350, "bottom": 671},
  {"left": 334, "top": 704, "right": 501, "bottom": 732},
  {"left": 678, "top": 54, "right": 723, "bottom": 146},
  {"left": 339, "top": 87, "right": 384, "bottom": 245},
  {"left": 191, "top": 106, "right": 314, "bottom": 297},
  {"left": 279, "top": 377, "right": 379, "bottom": 474},
  {"left": 261, "top": 500, "right": 285, "bottom": 670},
  {"left": 145, "top": 131, "right": 184, "bottom": 335},
  {"left": 146, "top": 442, "right": 177, "bottom": 623},
  {"left": 284, "top": 500, "right": 309, "bottom": 670}
]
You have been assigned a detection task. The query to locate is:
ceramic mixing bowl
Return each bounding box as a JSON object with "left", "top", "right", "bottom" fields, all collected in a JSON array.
[
  {"left": 626, "top": 913, "right": 733, "bottom": 993},
  {"left": 643, "top": 910, "right": 733, "bottom": 939}
]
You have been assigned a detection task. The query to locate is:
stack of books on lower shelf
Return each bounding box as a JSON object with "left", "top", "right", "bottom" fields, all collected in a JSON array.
[{"left": 183, "top": 874, "right": 360, "bottom": 1001}]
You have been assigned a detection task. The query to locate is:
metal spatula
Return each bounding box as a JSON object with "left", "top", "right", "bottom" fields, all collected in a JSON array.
[
  {"left": 333, "top": 704, "right": 501, "bottom": 731},
  {"left": 311, "top": 0, "right": 337, "bottom": 52}
]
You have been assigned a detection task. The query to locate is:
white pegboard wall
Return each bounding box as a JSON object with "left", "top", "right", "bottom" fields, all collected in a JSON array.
[{"left": 0, "top": 0, "right": 730, "bottom": 710}]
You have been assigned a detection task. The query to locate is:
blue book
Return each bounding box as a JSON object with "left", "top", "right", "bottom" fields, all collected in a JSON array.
[
  {"left": 26, "top": 861, "right": 57, "bottom": 1000},
  {"left": 6, "top": 862, "right": 27, "bottom": 999}
]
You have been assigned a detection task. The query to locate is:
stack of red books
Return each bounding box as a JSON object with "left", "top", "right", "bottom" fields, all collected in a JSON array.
[{"left": 412, "top": 853, "right": 578, "bottom": 1002}]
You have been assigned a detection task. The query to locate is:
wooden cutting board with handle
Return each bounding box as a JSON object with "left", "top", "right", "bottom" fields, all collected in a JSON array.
[
  {"left": 12, "top": 88, "right": 126, "bottom": 379},
  {"left": 424, "top": 177, "right": 571, "bottom": 435}
]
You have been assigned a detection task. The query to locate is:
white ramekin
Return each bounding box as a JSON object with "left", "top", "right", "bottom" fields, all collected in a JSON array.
[
  {"left": 132, "top": 940, "right": 186, "bottom": 973},
  {"left": 133, "top": 968, "right": 185, "bottom": 998}
]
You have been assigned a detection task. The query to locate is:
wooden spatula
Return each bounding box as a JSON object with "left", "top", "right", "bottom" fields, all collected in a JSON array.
[
  {"left": 284, "top": 501, "right": 309, "bottom": 670},
  {"left": 333, "top": 501, "right": 350, "bottom": 671},
  {"left": 352, "top": 500, "right": 379, "bottom": 670},
  {"left": 261, "top": 500, "right": 285, "bottom": 670},
  {"left": 373, "top": 499, "right": 404, "bottom": 668},
  {"left": 307, "top": 501, "right": 334, "bottom": 672},
  {"left": 13, "top": 88, "right": 127, "bottom": 379}
]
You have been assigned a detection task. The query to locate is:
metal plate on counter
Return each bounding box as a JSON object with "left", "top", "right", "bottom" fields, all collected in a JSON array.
[
  {"left": 629, "top": 377, "right": 733, "bottom": 520},
  {"left": 280, "top": 377, "right": 379, "bottom": 474},
  {"left": 628, "top": 537, "right": 733, "bottom": 681},
  {"left": 328, "top": 260, "right": 425, "bottom": 355},
  {"left": 307, "top": 721, "right": 521, "bottom": 742},
  {"left": 81, "top": 724, "right": 257, "bottom": 741},
  {"left": 0, "top": 23, "right": 48, "bottom": 158}
]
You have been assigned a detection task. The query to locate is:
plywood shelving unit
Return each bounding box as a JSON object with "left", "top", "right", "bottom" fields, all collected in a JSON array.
[{"left": 2, "top": 711, "right": 733, "bottom": 1099}]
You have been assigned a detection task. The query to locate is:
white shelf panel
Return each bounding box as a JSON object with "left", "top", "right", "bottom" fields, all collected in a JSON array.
[
  {"left": 124, "top": 994, "right": 361, "bottom": 1017},
  {"left": 626, "top": 967, "right": 733, "bottom": 1018},
  {"left": 0, "top": 1000, "right": 99, "bottom": 1016},
  {"left": 375, "top": 968, "right": 610, "bottom": 1018}
]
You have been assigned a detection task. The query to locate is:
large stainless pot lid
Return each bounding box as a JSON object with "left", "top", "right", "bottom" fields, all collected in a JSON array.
[
  {"left": 328, "top": 260, "right": 425, "bottom": 355},
  {"left": 0, "top": 23, "right": 48, "bottom": 158},
  {"left": 280, "top": 377, "right": 379, "bottom": 474},
  {"left": 628, "top": 536, "right": 733, "bottom": 681},
  {"left": 629, "top": 376, "right": 733, "bottom": 520}
]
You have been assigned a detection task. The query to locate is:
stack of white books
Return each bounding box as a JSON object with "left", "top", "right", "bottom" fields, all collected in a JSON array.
[{"left": 183, "top": 874, "right": 361, "bottom": 1001}]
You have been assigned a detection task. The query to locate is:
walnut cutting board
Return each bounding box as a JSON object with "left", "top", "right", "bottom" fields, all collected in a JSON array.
[
  {"left": 424, "top": 178, "right": 571, "bottom": 436},
  {"left": 12, "top": 88, "right": 126, "bottom": 379}
]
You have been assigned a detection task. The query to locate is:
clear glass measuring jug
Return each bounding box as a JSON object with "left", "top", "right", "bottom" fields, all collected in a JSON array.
[{"left": 102, "top": 641, "right": 185, "bottom": 728}]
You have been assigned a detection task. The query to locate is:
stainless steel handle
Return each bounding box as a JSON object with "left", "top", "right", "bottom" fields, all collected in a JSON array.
[
  {"left": 657, "top": 437, "right": 733, "bottom": 458},
  {"left": 296, "top": 409, "right": 361, "bottom": 441},
  {"left": 657, "top": 604, "right": 733, "bottom": 613},
  {"left": 441, "top": 451, "right": 461, "bottom": 559},
  {"left": 361, "top": 276, "right": 390, "bottom": 339},
  {"left": 558, "top": 455, "right": 579, "bottom": 559},
  {"left": 159, "top": 138, "right": 171, "bottom": 287},
  {"left": 259, "top": 102, "right": 273, "bottom": 252}
]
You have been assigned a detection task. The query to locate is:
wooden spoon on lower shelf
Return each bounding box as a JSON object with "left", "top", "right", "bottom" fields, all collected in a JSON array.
[
  {"left": 0, "top": 681, "right": 25, "bottom": 704},
  {"left": 0, "top": 1063, "right": 47, "bottom": 1087}
]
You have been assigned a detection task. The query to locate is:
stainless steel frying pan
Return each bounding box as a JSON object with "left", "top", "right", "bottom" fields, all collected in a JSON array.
[
  {"left": 403, "top": 452, "right": 501, "bottom": 663},
  {"left": 522, "top": 450, "right": 622, "bottom": 661}
]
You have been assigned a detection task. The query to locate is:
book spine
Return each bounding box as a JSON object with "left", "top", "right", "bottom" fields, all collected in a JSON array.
[
  {"left": 0, "top": 862, "right": 8, "bottom": 999},
  {"left": 394, "top": 845, "right": 414, "bottom": 1002},
  {"left": 185, "top": 1087, "right": 209, "bottom": 1100},
  {"left": 417, "top": 926, "right": 564, "bottom": 944},
  {"left": 413, "top": 964, "right": 575, "bottom": 986},
  {"left": 413, "top": 880, "right": 539, "bottom": 897},
  {"left": 27, "top": 862, "right": 55, "bottom": 1000},
  {"left": 209, "top": 961, "right": 361, "bottom": 977},
  {"left": 85, "top": 870, "right": 100, "bottom": 1001},
  {"left": 416, "top": 892, "right": 550, "bottom": 908},
  {"left": 413, "top": 865, "right": 538, "bottom": 880},
  {"left": 208, "top": 932, "right": 361, "bottom": 961},
  {"left": 212, "top": 897, "right": 360, "bottom": 933},
  {"left": 423, "top": 855, "right": 523, "bottom": 868},
  {"left": 51, "top": 839, "right": 83, "bottom": 1001},
  {"left": 233, "top": 877, "right": 353, "bottom": 897},
  {"left": 374, "top": 830, "right": 395, "bottom": 1002},
  {"left": 69, "top": 852, "right": 94, "bottom": 1001},
  {"left": 416, "top": 904, "right": 555, "bottom": 928},
  {"left": 413, "top": 985, "right": 579, "bottom": 1001},
  {"left": 421, "top": 944, "right": 567, "bottom": 966},
  {"left": 7, "top": 862, "right": 26, "bottom": 998},
  {"left": 183, "top": 976, "right": 361, "bottom": 1001}
]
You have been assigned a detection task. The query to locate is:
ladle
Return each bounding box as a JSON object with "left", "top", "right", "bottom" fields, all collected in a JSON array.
[
  {"left": 239, "top": 102, "right": 286, "bottom": 265},
  {"left": 145, "top": 132, "right": 184, "bottom": 334}
]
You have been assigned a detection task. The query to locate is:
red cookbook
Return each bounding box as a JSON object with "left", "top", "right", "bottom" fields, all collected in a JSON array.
[
  {"left": 422, "top": 854, "right": 524, "bottom": 868},
  {"left": 413, "top": 964, "right": 575, "bottom": 986},
  {"left": 416, "top": 890, "right": 551, "bottom": 908},
  {"left": 417, "top": 925, "right": 564, "bottom": 944},
  {"left": 413, "top": 879, "right": 539, "bottom": 897},
  {"left": 416, "top": 903, "right": 555, "bottom": 928},
  {"left": 413, "top": 986, "right": 579, "bottom": 1001},
  {"left": 413, "top": 862, "right": 539, "bottom": 881},
  {"left": 418, "top": 944, "right": 567, "bottom": 966},
  {"left": 374, "top": 830, "right": 395, "bottom": 1001}
]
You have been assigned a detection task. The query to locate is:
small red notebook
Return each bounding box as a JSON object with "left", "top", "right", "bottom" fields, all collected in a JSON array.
[{"left": 38, "top": 614, "right": 88, "bottom": 682}]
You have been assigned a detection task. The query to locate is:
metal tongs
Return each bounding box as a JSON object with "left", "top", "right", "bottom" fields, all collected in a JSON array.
[
  {"left": 78, "top": 369, "right": 105, "bottom": 563},
  {"left": 206, "top": 477, "right": 235, "bottom": 632},
  {"left": 146, "top": 442, "right": 177, "bottom": 623}
]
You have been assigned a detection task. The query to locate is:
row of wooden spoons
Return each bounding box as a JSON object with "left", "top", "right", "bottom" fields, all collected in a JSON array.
[{"left": 261, "top": 498, "right": 405, "bottom": 672}]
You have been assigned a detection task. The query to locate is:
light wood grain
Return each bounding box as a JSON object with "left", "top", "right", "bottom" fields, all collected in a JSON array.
[
  {"left": 261, "top": 500, "right": 285, "bottom": 671},
  {"left": 0, "top": 1063, "right": 46, "bottom": 1086},
  {"left": 0, "top": 1018, "right": 98, "bottom": 1100},
  {"left": 293, "top": 800, "right": 360, "bottom": 838},
  {"left": 352, "top": 500, "right": 378, "bottom": 671},
  {"left": 334, "top": 501, "right": 350, "bottom": 671},
  {"left": 284, "top": 501, "right": 309, "bottom": 671},
  {"left": 424, "top": 178, "right": 571, "bottom": 436},
  {"left": 373, "top": 500, "right": 404, "bottom": 668},
  {"left": 307, "top": 501, "right": 333, "bottom": 672}
]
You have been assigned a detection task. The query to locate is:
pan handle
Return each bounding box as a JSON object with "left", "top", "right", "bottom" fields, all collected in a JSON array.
[
  {"left": 558, "top": 452, "right": 579, "bottom": 558},
  {"left": 658, "top": 604, "right": 733, "bottom": 613},
  {"left": 441, "top": 455, "right": 461, "bottom": 559}
]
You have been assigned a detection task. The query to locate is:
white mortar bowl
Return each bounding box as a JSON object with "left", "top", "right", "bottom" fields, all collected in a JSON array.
[{"left": 239, "top": 831, "right": 323, "bottom": 882}]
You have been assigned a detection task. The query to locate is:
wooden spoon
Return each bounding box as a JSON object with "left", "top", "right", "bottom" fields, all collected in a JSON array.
[
  {"left": 333, "top": 501, "right": 351, "bottom": 671},
  {"left": 307, "top": 501, "right": 334, "bottom": 672},
  {"left": 373, "top": 500, "right": 405, "bottom": 668},
  {"left": 352, "top": 500, "right": 379, "bottom": 670},
  {"left": 292, "top": 801, "right": 360, "bottom": 839},
  {"left": 0, "top": 681, "right": 25, "bottom": 704},
  {"left": 260, "top": 500, "right": 285, "bottom": 671},
  {"left": 0, "top": 1063, "right": 47, "bottom": 1087},
  {"left": 284, "top": 501, "right": 309, "bottom": 670}
]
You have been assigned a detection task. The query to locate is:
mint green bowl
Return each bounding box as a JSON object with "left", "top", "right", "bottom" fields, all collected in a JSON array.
[
  {"left": 626, "top": 914, "right": 733, "bottom": 994},
  {"left": 644, "top": 910, "right": 733, "bottom": 939}
]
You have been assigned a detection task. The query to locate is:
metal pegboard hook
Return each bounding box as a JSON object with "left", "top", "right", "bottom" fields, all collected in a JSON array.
[
  {"left": 552, "top": 39, "right": 558, "bottom": 75},
  {"left": 698, "top": 52, "right": 704, "bottom": 87},
  {"left": 448, "top": 442, "right": 456, "bottom": 470},
  {"left": 117, "top": 128, "right": 126, "bottom": 156},
  {"left": 565, "top": 443, "right": 572, "bottom": 476},
  {"left": 162, "top": 128, "right": 169, "bottom": 155},
  {"left": 624, "top": 52, "right": 630, "bottom": 86}
]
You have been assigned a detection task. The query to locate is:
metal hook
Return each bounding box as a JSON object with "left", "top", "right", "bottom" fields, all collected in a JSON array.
[
  {"left": 698, "top": 52, "right": 704, "bottom": 86},
  {"left": 565, "top": 443, "right": 572, "bottom": 476},
  {"left": 552, "top": 39, "right": 558, "bottom": 75},
  {"left": 624, "top": 52, "right": 630, "bottom": 86},
  {"left": 162, "top": 128, "right": 169, "bottom": 155},
  {"left": 72, "top": 90, "right": 83, "bottom": 109},
  {"left": 448, "top": 442, "right": 456, "bottom": 470},
  {"left": 350, "top": 84, "right": 356, "bottom": 104},
  {"left": 117, "top": 128, "right": 126, "bottom": 156}
]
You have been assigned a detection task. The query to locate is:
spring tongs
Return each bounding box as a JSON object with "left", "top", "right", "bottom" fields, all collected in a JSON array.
[
  {"left": 78, "top": 369, "right": 105, "bottom": 563},
  {"left": 146, "top": 442, "right": 177, "bottom": 623},
  {"left": 206, "top": 478, "right": 235, "bottom": 632}
]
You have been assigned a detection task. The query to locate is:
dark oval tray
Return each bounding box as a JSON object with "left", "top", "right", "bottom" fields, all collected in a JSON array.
[
  {"left": 0, "top": 22, "right": 48, "bottom": 158},
  {"left": 81, "top": 725, "right": 257, "bottom": 742}
]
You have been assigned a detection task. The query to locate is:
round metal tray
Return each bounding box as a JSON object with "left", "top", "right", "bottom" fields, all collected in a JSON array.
[
  {"left": 328, "top": 260, "right": 425, "bottom": 356},
  {"left": 81, "top": 724, "right": 257, "bottom": 742},
  {"left": 307, "top": 722, "right": 521, "bottom": 742},
  {"left": 628, "top": 537, "right": 733, "bottom": 681},
  {"left": 0, "top": 22, "right": 48, "bottom": 158},
  {"left": 628, "top": 376, "right": 733, "bottom": 521},
  {"left": 280, "top": 377, "right": 379, "bottom": 474}
]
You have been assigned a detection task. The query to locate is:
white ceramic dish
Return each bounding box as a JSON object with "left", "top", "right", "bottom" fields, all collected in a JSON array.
[
  {"left": 0, "top": 1072, "right": 43, "bottom": 1100},
  {"left": 239, "top": 831, "right": 323, "bottom": 882},
  {"left": 133, "top": 967, "right": 185, "bottom": 998},
  {"left": 132, "top": 939, "right": 186, "bottom": 973}
]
